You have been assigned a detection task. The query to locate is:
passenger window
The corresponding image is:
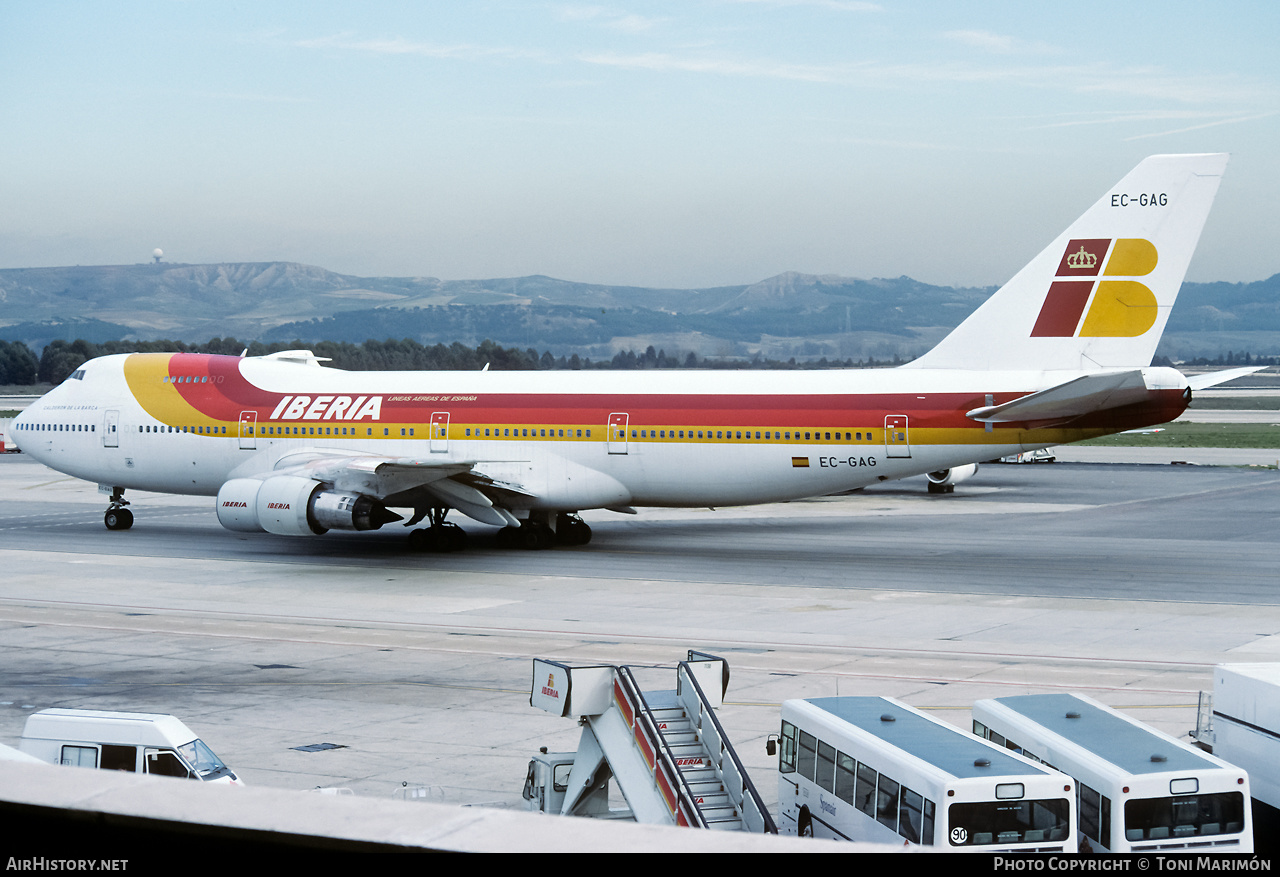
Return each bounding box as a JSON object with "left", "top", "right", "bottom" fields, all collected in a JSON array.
[
  {"left": 835, "top": 752, "right": 857, "bottom": 805},
  {"left": 855, "top": 763, "right": 877, "bottom": 817},
  {"left": 797, "top": 731, "right": 817, "bottom": 782},
  {"left": 61, "top": 745, "right": 97, "bottom": 768},
  {"left": 899, "top": 787, "right": 924, "bottom": 843},
  {"left": 876, "top": 774, "right": 900, "bottom": 831},
  {"left": 816, "top": 741, "right": 836, "bottom": 793}
]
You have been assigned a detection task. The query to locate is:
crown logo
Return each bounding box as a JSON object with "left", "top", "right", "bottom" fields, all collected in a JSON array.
[{"left": 1066, "top": 246, "right": 1097, "bottom": 270}]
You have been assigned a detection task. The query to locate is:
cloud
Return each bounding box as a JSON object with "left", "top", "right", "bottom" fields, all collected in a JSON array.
[
  {"left": 1122, "top": 111, "right": 1278, "bottom": 141},
  {"left": 942, "top": 29, "right": 1062, "bottom": 56},
  {"left": 722, "top": 0, "right": 882, "bottom": 10},
  {"left": 293, "top": 33, "right": 543, "bottom": 63},
  {"left": 578, "top": 50, "right": 861, "bottom": 83},
  {"left": 553, "top": 5, "right": 668, "bottom": 33}
]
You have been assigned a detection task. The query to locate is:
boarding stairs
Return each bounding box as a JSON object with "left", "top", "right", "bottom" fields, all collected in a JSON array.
[{"left": 528, "top": 650, "right": 776, "bottom": 833}]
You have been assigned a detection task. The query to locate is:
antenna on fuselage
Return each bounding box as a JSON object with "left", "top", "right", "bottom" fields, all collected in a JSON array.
[
  {"left": 240, "top": 348, "right": 248, "bottom": 358},
  {"left": 482, "top": 363, "right": 490, "bottom": 371}
]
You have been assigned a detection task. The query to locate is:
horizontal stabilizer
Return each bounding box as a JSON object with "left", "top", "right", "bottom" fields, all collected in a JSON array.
[
  {"left": 967, "top": 368, "right": 1184, "bottom": 424},
  {"left": 1187, "top": 366, "right": 1265, "bottom": 391}
]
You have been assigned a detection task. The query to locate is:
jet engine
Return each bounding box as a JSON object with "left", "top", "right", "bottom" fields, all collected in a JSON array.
[
  {"left": 216, "top": 476, "right": 402, "bottom": 536},
  {"left": 925, "top": 463, "right": 978, "bottom": 494}
]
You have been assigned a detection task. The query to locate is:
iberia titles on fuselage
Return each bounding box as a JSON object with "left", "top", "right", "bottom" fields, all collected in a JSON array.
[{"left": 12, "top": 154, "right": 1248, "bottom": 550}]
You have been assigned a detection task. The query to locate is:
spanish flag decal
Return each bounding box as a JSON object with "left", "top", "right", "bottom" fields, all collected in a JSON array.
[{"left": 792, "top": 457, "right": 810, "bottom": 468}]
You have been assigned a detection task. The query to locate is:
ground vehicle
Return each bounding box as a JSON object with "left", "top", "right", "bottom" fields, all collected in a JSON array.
[
  {"left": 0, "top": 419, "right": 18, "bottom": 452},
  {"left": 973, "top": 693, "right": 1251, "bottom": 852},
  {"left": 998, "top": 448, "right": 1056, "bottom": 463},
  {"left": 1194, "top": 664, "right": 1280, "bottom": 854},
  {"left": 524, "top": 651, "right": 774, "bottom": 832},
  {"left": 771, "top": 696, "right": 1077, "bottom": 850},
  {"left": 18, "top": 709, "right": 242, "bottom": 784}
]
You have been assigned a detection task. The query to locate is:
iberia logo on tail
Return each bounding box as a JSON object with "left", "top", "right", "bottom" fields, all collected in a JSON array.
[{"left": 1031, "top": 238, "right": 1158, "bottom": 338}]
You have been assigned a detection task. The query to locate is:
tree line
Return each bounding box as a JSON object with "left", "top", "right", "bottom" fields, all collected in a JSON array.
[
  {"left": 4, "top": 338, "right": 912, "bottom": 386},
  {"left": 8, "top": 337, "right": 1273, "bottom": 388}
]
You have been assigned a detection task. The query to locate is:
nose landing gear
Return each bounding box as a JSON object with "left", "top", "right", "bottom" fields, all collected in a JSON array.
[{"left": 103, "top": 487, "right": 133, "bottom": 531}]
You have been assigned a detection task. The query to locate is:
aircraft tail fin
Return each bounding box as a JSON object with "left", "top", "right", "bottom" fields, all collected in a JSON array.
[{"left": 906, "top": 154, "right": 1229, "bottom": 372}]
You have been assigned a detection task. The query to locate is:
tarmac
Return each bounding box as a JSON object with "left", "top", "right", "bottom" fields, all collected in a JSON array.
[{"left": 0, "top": 440, "right": 1277, "bottom": 853}]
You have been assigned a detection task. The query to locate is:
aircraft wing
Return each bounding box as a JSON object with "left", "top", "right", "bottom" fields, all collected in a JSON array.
[
  {"left": 268, "top": 449, "right": 530, "bottom": 527},
  {"left": 965, "top": 370, "right": 1170, "bottom": 425}
]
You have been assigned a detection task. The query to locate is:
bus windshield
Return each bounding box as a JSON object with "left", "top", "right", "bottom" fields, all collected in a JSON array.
[
  {"left": 1123, "top": 793, "right": 1245, "bottom": 843},
  {"left": 948, "top": 799, "right": 1072, "bottom": 847}
]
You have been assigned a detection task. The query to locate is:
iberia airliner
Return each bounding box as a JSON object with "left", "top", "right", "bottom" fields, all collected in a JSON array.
[{"left": 12, "top": 155, "right": 1251, "bottom": 550}]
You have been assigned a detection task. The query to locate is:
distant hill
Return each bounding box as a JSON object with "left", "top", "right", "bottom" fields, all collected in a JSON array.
[{"left": 1, "top": 262, "right": 1277, "bottom": 361}]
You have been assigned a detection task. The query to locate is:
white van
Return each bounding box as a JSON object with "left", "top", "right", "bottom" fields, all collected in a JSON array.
[{"left": 18, "top": 709, "right": 242, "bottom": 784}]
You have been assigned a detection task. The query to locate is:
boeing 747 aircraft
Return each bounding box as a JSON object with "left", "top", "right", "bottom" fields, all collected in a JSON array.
[{"left": 12, "top": 154, "right": 1251, "bottom": 550}]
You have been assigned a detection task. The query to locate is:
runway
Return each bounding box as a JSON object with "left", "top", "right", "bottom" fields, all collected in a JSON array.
[{"left": 1, "top": 453, "right": 1278, "bottom": 818}]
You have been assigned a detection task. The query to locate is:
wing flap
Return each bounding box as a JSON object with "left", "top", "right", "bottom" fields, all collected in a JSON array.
[{"left": 266, "top": 449, "right": 530, "bottom": 526}]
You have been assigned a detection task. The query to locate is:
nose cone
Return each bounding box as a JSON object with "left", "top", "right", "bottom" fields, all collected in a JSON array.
[
  {"left": 11, "top": 399, "right": 47, "bottom": 459},
  {"left": 10, "top": 408, "right": 30, "bottom": 453}
]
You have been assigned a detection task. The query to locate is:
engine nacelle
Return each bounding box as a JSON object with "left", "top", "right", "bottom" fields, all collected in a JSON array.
[
  {"left": 925, "top": 463, "right": 978, "bottom": 494},
  {"left": 216, "top": 476, "right": 401, "bottom": 536}
]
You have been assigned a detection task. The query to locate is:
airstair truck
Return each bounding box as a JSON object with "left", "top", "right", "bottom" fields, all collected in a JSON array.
[
  {"left": 524, "top": 650, "right": 775, "bottom": 833},
  {"left": 19, "top": 709, "right": 242, "bottom": 784}
]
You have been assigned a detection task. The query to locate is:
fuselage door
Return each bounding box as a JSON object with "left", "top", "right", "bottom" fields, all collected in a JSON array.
[
  {"left": 238, "top": 411, "right": 257, "bottom": 450},
  {"left": 607, "top": 413, "right": 628, "bottom": 455},
  {"left": 103, "top": 410, "right": 120, "bottom": 448},
  {"left": 430, "top": 412, "right": 450, "bottom": 453},
  {"left": 885, "top": 415, "right": 910, "bottom": 458}
]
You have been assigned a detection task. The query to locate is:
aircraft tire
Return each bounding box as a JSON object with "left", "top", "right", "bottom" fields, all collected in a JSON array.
[
  {"left": 555, "top": 520, "right": 592, "bottom": 546},
  {"left": 409, "top": 525, "right": 468, "bottom": 553},
  {"left": 443, "top": 522, "right": 468, "bottom": 552},
  {"left": 520, "top": 523, "right": 554, "bottom": 550},
  {"left": 104, "top": 508, "right": 134, "bottom": 531}
]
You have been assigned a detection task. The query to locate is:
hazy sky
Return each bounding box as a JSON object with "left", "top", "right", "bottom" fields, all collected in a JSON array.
[{"left": 3, "top": 1, "right": 1277, "bottom": 288}]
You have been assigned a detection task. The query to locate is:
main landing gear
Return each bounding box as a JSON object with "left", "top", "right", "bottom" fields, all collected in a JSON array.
[
  {"left": 104, "top": 487, "right": 133, "bottom": 531},
  {"left": 494, "top": 513, "right": 592, "bottom": 551},
  {"left": 408, "top": 510, "right": 593, "bottom": 552},
  {"left": 406, "top": 508, "right": 468, "bottom": 553}
]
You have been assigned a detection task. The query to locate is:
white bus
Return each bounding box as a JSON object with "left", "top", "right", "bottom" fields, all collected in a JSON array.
[
  {"left": 972, "top": 694, "right": 1251, "bottom": 853},
  {"left": 772, "top": 697, "right": 1077, "bottom": 850}
]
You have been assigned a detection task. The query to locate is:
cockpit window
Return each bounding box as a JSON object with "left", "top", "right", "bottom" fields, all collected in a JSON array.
[{"left": 66, "top": 369, "right": 87, "bottom": 381}]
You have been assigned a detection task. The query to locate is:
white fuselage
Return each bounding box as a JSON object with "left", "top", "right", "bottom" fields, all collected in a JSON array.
[{"left": 13, "top": 353, "right": 1185, "bottom": 515}]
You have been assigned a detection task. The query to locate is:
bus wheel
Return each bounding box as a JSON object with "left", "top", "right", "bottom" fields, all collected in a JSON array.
[{"left": 797, "top": 805, "right": 813, "bottom": 837}]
